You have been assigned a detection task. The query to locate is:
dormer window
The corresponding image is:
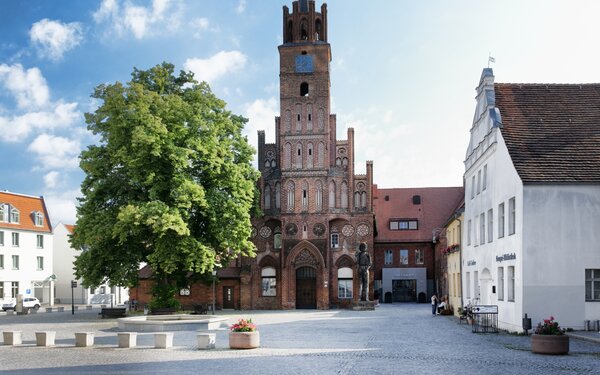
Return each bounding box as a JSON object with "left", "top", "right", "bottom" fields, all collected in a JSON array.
[
  {"left": 0, "top": 204, "right": 5, "bottom": 222},
  {"left": 34, "top": 212, "right": 44, "bottom": 227},
  {"left": 10, "top": 207, "right": 19, "bottom": 224}
]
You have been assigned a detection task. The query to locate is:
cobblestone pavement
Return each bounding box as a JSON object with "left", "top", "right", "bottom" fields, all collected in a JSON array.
[{"left": 1, "top": 304, "right": 599, "bottom": 374}]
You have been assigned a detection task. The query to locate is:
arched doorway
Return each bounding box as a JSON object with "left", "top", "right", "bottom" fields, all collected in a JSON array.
[
  {"left": 296, "top": 267, "right": 316, "bottom": 309},
  {"left": 480, "top": 268, "right": 492, "bottom": 305}
]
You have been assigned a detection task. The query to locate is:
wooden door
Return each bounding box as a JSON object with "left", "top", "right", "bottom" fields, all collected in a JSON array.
[
  {"left": 222, "top": 286, "right": 234, "bottom": 309},
  {"left": 296, "top": 267, "right": 316, "bottom": 309}
]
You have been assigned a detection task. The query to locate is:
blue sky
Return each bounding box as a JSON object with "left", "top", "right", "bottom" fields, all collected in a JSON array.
[{"left": 1, "top": 0, "right": 600, "bottom": 225}]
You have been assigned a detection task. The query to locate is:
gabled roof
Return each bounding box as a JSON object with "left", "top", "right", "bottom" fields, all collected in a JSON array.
[
  {"left": 374, "top": 186, "right": 464, "bottom": 243},
  {"left": 65, "top": 224, "right": 75, "bottom": 234},
  {"left": 0, "top": 191, "right": 52, "bottom": 233},
  {"left": 495, "top": 83, "right": 600, "bottom": 183}
]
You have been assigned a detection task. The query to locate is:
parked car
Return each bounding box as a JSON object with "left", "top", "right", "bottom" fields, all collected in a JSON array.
[{"left": 2, "top": 297, "right": 41, "bottom": 311}]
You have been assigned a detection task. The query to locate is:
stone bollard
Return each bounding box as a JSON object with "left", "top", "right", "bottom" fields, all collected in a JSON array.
[
  {"left": 57, "top": 307, "right": 65, "bottom": 312},
  {"left": 86, "top": 305, "right": 93, "bottom": 310},
  {"left": 75, "top": 332, "right": 95, "bottom": 347},
  {"left": 118, "top": 332, "right": 138, "bottom": 348},
  {"left": 3, "top": 331, "right": 22, "bottom": 346},
  {"left": 154, "top": 332, "right": 174, "bottom": 349},
  {"left": 35, "top": 331, "right": 56, "bottom": 346},
  {"left": 45, "top": 307, "right": 53, "bottom": 313},
  {"left": 197, "top": 333, "right": 216, "bottom": 349},
  {"left": 6, "top": 310, "right": 14, "bottom": 316}
]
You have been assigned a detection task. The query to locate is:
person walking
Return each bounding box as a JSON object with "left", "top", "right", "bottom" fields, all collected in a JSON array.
[{"left": 431, "top": 294, "right": 438, "bottom": 316}]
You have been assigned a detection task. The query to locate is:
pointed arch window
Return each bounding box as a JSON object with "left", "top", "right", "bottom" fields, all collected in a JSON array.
[
  {"left": 318, "top": 108, "right": 325, "bottom": 130},
  {"left": 302, "top": 181, "right": 309, "bottom": 211},
  {"left": 295, "top": 143, "right": 303, "bottom": 168},
  {"left": 307, "top": 104, "right": 313, "bottom": 130},
  {"left": 307, "top": 142, "right": 314, "bottom": 168},
  {"left": 300, "top": 18, "right": 308, "bottom": 40},
  {"left": 315, "top": 19, "right": 322, "bottom": 41},
  {"left": 295, "top": 104, "right": 302, "bottom": 132},
  {"left": 275, "top": 182, "right": 281, "bottom": 209},
  {"left": 315, "top": 180, "right": 323, "bottom": 211},
  {"left": 318, "top": 142, "right": 325, "bottom": 167},
  {"left": 361, "top": 192, "right": 367, "bottom": 208},
  {"left": 329, "top": 181, "right": 336, "bottom": 209},
  {"left": 354, "top": 192, "right": 361, "bottom": 208},
  {"left": 264, "top": 184, "right": 271, "bottom": 210},
  {"left": 283, "top": 143, "right": 292, "bottom": 169},
  {"left": 341, "top": 181, "right": 348, "bottom": 209},
  {"left": 274, "top": 227, "right": 282, "bottom": 249},
  {"left": 284, "top": 109, "right": 292, "bottom": 132},
  {"left": 287, "top": 181, "right": 295, "bottom": 211}
]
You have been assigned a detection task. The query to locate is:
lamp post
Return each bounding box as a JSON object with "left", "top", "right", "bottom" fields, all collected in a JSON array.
[{"left": 211, "top": 270, "right": 217, "bottom": 314}]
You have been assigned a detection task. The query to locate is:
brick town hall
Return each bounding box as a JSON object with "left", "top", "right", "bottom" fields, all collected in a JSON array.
[{"left": 250, "top": 0, "right": 374, "bottom": 309}]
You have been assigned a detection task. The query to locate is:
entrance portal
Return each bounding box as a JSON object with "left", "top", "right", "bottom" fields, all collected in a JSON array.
[
  {"left": 296, "top": 267, "right": 316, "bottom": 309},
  {"left": 222, "top": 286, "right": 234, "bottom": 309},
  {"left": 392, "top": 279, "right": 417, "bottom": 302}
]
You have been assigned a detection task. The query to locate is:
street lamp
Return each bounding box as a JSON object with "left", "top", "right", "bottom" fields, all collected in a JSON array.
[{"left": 211, "top": 269, "right": 217, "bottom": 314}]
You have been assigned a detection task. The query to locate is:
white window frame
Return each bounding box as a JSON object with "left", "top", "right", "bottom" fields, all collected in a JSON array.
[
  {"left": 497, "top": 267, "right": 504, "bottom": 301},
  {"left": 34, "top": 211, "right": 44, "bottom": 227},
  {"left": 477, "top": 170, "right": 481, "bottom": 194},
  {"left": 466, "top": 272, "right": 471, "bottom": 299},
  {"left": 508, "top": 266, "right": 515, "bottom": 302},
  {"left": 0, "top": 231, "right": 3, "bottom": 246},
  {"left": 10, "top": 207, "right": 20, "bottom": 223},
  {"left": 399, "top": 249, "right": 408, "bottom": 265},
  {"left": 479, "top": 213, "right": 485, "bottom": 245},
  {"left": 471, "top": 176, "right": 475, "bottom": 199},
  {"left": 261, "top": 267, "right": 277, "bottom": 297},
  {"left": 12, "top": 255, "right": 19, "bottom": 270},
  {"left": 487, "top": 209, "right": 493, "bottom": 243},
  {"left": 482, "top": 165, "right": 487, "bottom": 191},
  {"left": 37, "top": 256, "right": 44, "bottom": 271},
  {"left": 337, "top": 267, "right": 353, "bottom": 299},
  {"left": 37, "top": 234, "right": 44, "bottom": 249},
  {"left": 12, "top": 232, "right": 19, "bottom": 247},
  {"left": 415, "top": 249, "right": 424, "bottom": 264},
  {"left": 0, "top": 254, "right": 3, "bottom": 270},
  {"left": 508, "top": 197, "right": 516, "bottom": 235},
  {"left": 498, "top": 203, "right": 505, "bottom": 238},
  {"left": 467, "top": 219, "right": 472, "bottom": 246},
  {"left": 585, "top": 269, "right": 600, "bottom": 301},
  {"left": 384, "top": 249, "right": 393, "bottom": 265}
]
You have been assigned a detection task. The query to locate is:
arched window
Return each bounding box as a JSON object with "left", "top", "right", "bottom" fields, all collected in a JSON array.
[
  {"left": 302, "top": 222, "right": 308, "bottom": 239},
  {"left": 329, "top": 181, "right": 336, "bottom": 209},
  {"left": 342, "top": 157, "right": 348, "bottom": 166},
  {"left": 264, "top": 159, "right": 271, "bottom": 168},
  {"left": 295, "top": 143, "right": 303, "bottom": 168},
  {"left": 336, "top": 157, "right": 341, "bottom": 166},
  {"left": 264, "top": 184, "right": 271, "bottom": 210},
  {"left": 361, "top": 191, "right": 367, "bottom": 208},
  {"left": 274, "top": 227, "right": 281, "bottom": 249},
  {"left": 302, "top": 181, "right": 308, "bottom": 211},
  {"left": 261, "top": 267, "right": 277, "bottom": 296},
  {"left": 354, "top": 192, "right": 360, "bottom": 208},
  {"left": 283, "top": 142, "right": 292, "bottom": 169},
  {"left": 318, "top": 142, "right": 324, "bottom": 167},
  {"left": 315, "top": 180, "right": 323, "bottom": 211},
  {"left": 287, "top": 181, "right": 295, "bottom": 211},
  {"left": 315, "top": 19, "right": 322, "bottom": 41},
  {"left": 341, "top": 181, "right": 348, "bottom": 209},
  {"left": 271, "top": 159, "right": 277, "bottom": 168},
  {"left": 275, "top": 182, "right": 281, "bottom": 209},
  {"left": 338, "top": 267, "right": 353, "bottom": 299},
  {"left": 307, "top": 104, "right": 313, "bottom": 130},
  {"left": 295, "top": 104, "right": 302, "bottom": 131},
  {"left": 300, "top": 18, "right": 308, "bottom": 40},
  {"left": 300, "top": 82, "right": 309, "bottom": 97},
  {"left": 286, "top": 20, "right": 293, "bottom": 43},
  {"left": 284, "top": 109, "right": 292, "bottom": 132},
  {"left": 10, "top": 207, "right": 19, "bottom": 223},
  {"left": 307, "top": 142, "right": 314, "bottom": 168}
]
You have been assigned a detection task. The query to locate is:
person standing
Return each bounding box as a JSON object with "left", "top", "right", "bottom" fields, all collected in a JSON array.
[{"left": 431, "top": 294, "right": 438, "bottom": 316}]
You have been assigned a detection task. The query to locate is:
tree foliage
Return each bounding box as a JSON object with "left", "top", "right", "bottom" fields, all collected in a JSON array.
[{"left": 72, "top": 62, "right": 259, "bottom": 296}]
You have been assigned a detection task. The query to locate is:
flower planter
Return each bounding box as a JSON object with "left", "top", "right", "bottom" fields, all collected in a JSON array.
[
  {"left": 531, "top": 334, "right": 569, "bottom": 355},
  {"left": 229, "top": 331, "right": 260, "bottom": 349}
]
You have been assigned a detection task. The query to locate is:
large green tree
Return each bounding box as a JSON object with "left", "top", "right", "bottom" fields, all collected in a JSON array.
[{"left": 72, "top": 63, "right": 259, "bottom": 307}]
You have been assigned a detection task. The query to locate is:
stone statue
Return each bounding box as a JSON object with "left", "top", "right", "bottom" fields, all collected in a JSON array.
[{"left": 356, "top": 242, "right": 371, "bottom": 301}]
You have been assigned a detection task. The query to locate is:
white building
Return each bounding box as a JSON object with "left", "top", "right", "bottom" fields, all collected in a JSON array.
[
  {"left": 0, "top": 191, "right": 54, "bottom": 305},
  {"left": 463, "top": 68, "right": 600, "bottom": 331},
  {"left": 53, "top": 222, "right": 128, "bottom": 305}
]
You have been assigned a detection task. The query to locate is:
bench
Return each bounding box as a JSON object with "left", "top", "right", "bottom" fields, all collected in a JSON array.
[{"left": 99, "top": 307, "right": 127, "bottom": 318}]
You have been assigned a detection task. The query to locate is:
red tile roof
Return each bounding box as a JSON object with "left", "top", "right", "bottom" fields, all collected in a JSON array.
[
  {"left": 64, "top": 224, "right": 75, "bottom": 234},
  {"left": 0, "top": 191, "right": 52, "bottom": 233},
  {"left": 374, "top": 186, "right": 464, "bottom": 243},
  {"left": 495, "top": 83, "right": 600, "bottom": 183}
]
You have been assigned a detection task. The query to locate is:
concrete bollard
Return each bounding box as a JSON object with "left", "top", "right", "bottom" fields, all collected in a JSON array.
[
  {"left": 118, "top": 332, "right": 138, "bottom": 348},
  {"left": 35, "top": 331, "right": 56, "bottom": 346},
  {"left": 196, "top": 333, "right": 216, "bottom": 349},
  {"left": 154, "top": 332, "right": 174, "bottom": 349},
  {"left": 57, "top": 307, "right": 65, "bottom": 312},
  {"left": 45, "top": 307, "right": 53, "bottom": 313},
  {"left": 86, "top": 305, "right": 93, "bottom": 310},
  {"left": 75, "top": 332, "right": 95, "bottom": 347},
  {"left": 3, "top": 331, "right": 22, "bottom": 346}
]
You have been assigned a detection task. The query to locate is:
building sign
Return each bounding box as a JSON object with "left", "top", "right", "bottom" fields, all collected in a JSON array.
[
  {"left": 496, "top": 253, "right": 516, "bottom": 262},
  {"left": 467, "top": 260, "right": 476, "bottom": 266},
  {"left": 472, "top": 305, "right": 498, "bottom": 314}
]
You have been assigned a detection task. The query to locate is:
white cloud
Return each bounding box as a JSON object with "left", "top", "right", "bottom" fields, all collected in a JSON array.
[
  {"left": 27, "top": 133, "right": 81, "bottom": 170},
  {"left": 93, "top": 0, "right": 181, "bottom": 39},
  {"left": 190, "top": 17, "right": 218, "bottom": 39},
  {"left": 0, "top": 102, "right": 79, "bottom": 142},
  {"left": 0, "top": 64, "right": 49, "bottom": 109},
  {"left": 184, "top": 50, "right": 247, "bottom": 84},
  {"left": 44, "top": 189, "right": 80, "bottom": 226},
  {"left": 242, "top": 97, "right": 278, "bottom": 166},
  {"left": 236, "top": 0, "right": 246, "bottom": 14},
  {"left": 44, "top": 171, "right": 60, "bottom": 189},
  {"left": 29, "top": 19, "right": 83, "bottom": 61}
]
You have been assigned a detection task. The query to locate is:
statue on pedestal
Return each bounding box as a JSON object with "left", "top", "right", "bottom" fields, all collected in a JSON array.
[{"left": 356, "top": 242, "right": 371, "bottom": 301}]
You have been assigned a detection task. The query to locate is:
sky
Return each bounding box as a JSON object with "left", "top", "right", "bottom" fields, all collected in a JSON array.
[{"left": 1, "top": 0, "right": 600, "bottom": 226}]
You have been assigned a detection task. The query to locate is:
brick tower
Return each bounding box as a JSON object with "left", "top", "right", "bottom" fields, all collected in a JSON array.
[{"left": 246, "top": 0, "right": 374, "bottom": 310}]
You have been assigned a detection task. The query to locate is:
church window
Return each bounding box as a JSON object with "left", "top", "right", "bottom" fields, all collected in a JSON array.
[
  {"left": 287, "top": 181, "right": 295, "bottom": 211},
  {"left": 271, "top": 159, "right": 277, "bottom": 167},
  {"left": 342, "top": 157, "right": 348, "bottom": 166},
  {"left": 361, "top": 192, "right": 367, "bottom": 208},
  {"left": 336, "top": 157, "right": 341, "bottom": 166},
  {"left": 318, "top": 108, "right": 325, "bottom": 130},
  {"left": 330, "top": 233, "right": 339, "bottom": 248},
  {"left": 300, "top": 19, "right": 308, "bottom": 40},
  {"left": 296, "top": 143, "right": 303, "bottom": 168},
  {"left": 264, "top": 159, "right": 270, "bottom": 168},
  {"left": 341, "top": 181, "right": 348, "bottom": 209},
  {"left": 354, "top": 192, "right": 360, "bottom": 208},
  {"left": 284, "top": 109, "right": 291, "bottom": 131},
  {"left": 261, "top": 267, "right": 277, "bottom": 296},
  {"left": 329, "top": 181, "right": 336, "bottom": 208},
  {"left": 264, "top": 184, "right": 271, "bottom": 210},
  {"left": 307, "top": 104, "right": 313, "bottom": 130},
  {"left": 302, "top": 181, "right": 308, "bottom": 211},
  {"left": 275, "top": 182, "right": 281, "bottom": 209},
  {"left": 296, "top": 104, "right": 302, "bottom": 131},
  {"left": 307, "top": 143, "right": 314, "bottom": 168},
  {"left": 300, "top": 82, "right": 309, "bottom": 97},
  {"left": 338, "top": 267, "right": 353, "bottom": 299},
  {"left": 315, "top": 19, "right": 322, "bottom": 41},
  {"left": 274, "top": 227, "right": 282, "bottom": 249}
]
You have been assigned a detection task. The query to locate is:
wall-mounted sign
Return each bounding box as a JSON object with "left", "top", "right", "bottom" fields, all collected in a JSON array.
[
  {"left": 496, "top": 253, "right": 516, "bottom": 262},
  {"left": 467, "top": 260, "right": 476, "bottom": 266}
]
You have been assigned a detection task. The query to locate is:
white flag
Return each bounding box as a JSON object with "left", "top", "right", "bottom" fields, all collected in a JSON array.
[{"left": 489, "top": 56, "right": 496, "bottom": 63}]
